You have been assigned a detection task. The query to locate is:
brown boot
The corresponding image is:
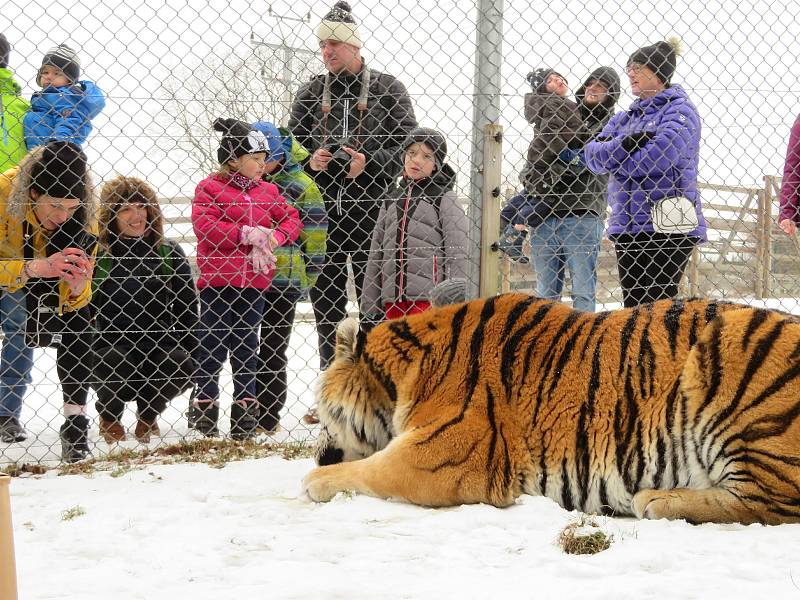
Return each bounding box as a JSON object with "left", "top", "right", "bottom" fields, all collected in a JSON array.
[
  {"left": 134, "top": 415, "right": 160, "bottom": 443},
  {"left": 99, "top": 417, "right": 126, "bottom": 444}
]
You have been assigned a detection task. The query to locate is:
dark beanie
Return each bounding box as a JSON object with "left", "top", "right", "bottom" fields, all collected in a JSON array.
[
  {"left": 403, "top": 127, "right": 448, "bottom": 168},
  {"left": 526, "top": 68, "right": 566, "bottom": 94},
  {"left": 213, "top": 118, "right": 269, "bottom": 164},
  {"left": 0, "top": 34, "right": 10, "bottom": 69},
  {"left": 37, "top": 44, "right": 81, "bottom": 86},
  {"left": 627, "top": 39, "right": 680, "bottom": 84},
  {"left": 30, "top": 142, "right": 87, "bottom": 200}
]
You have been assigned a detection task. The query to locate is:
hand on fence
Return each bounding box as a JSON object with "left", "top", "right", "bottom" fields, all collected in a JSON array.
[
  {"left": 342, "top": 147, "right": 366, "bottom": 178},
  {"left": 779, "top": 218, "right": 798, "bottom": 236},
  {"left": 621, "top": 131, "right": 655, "bottom": 153},
  {"left": 309, "top": 148, "right": 333, "bottom": 172},
  {"left": 249, "top": 245, "right": 277, "bottom": 274}
]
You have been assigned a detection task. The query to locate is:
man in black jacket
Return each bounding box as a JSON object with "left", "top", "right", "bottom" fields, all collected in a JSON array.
[{"left": 289, "top": 1, "right": 417, "bottom": 376}]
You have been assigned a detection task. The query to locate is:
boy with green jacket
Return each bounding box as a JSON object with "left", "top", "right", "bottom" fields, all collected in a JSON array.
[
  {"left": 0, "top": 34, "right": 29, "bottom": 172},
  {"left": 251, "top": 121, "right": 328, "bottom": 432}
]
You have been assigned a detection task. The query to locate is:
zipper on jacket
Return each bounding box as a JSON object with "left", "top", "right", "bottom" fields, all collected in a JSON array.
[
  {"left": 398, "top": 186, "right": 411, "bottom": 300},
  {"left": 335, "top": 98, "right": 351, "bottom": 215},
  {"left": 243, "top": 191, "right": 253, "bottom": 288}
]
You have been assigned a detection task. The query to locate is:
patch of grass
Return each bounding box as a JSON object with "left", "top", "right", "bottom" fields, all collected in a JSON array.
[
  {"left": 2, "top": 437, "right": 315, "bottom": 479},
  {"left": 61, "top": 506, "right": 86, "bottom": 521},
  {"left": 2, "top": 463, "right": 47, "bottom": 477},
  {"left": 558, "top": 515, "right": 613, "bottom": 555}
]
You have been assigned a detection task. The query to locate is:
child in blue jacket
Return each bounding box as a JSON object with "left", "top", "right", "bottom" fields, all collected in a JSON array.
[{"left": 23, "top": 44, "right": 105, "bottom": 149}]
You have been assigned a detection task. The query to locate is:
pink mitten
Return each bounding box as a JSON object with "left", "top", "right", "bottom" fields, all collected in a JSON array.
[
  {"left": 249, "top": 245, "right": 276, "bottom": 274},
  {"left": 240, "top": 225, "right": 275, "bottom": 249}
]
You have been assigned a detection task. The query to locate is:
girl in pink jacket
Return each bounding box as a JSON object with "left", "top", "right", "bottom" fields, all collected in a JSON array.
[{"left": 190, "top": 118, "right": 302, "bottom": 440}]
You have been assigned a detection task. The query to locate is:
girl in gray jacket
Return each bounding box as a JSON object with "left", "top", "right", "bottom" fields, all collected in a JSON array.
[{"left": 361, "top": 128, "right": 467, "bottom": 326}]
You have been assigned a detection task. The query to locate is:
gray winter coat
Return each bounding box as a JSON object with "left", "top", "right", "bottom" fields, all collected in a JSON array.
[
  {"left": 288, "top": 65, "right": 417, "bottom": 222},
  {"left": 361, "top": 164, "right": 468, "bottom": 316}
]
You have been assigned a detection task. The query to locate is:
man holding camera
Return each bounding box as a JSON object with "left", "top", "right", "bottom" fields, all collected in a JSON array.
[{"left": 289, "top": 1, "right": 417, "bottom": 376}]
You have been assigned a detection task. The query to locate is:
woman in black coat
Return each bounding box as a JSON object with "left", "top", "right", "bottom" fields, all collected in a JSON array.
[{"left": 91, "top": 176, "right": 198, "bottom": 443}]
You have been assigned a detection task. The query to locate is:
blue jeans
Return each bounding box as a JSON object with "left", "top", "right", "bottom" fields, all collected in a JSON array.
[
  {"left": 0, "top": 289, "right": 34, "bottom": 419},
  {"left": 529, "top": 214, "right": 603, "bottom": 312},
  {"left": 195, "top": 287, "right": 265, "bottom": 403}
]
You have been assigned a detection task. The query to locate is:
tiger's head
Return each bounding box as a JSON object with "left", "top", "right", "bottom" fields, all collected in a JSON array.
[{"left": 314, "top": 318, "right": 396, "bottom": 466}]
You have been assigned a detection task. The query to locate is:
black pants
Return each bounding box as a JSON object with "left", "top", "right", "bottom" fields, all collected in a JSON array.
[
  {"left": 614, "top": 232, "right": 696, "bottom": 308},
  {"left": 309, "top": 213, "right": 374, "bottom": 369},
  {"left": 256, "top": 288, "right": 299, "bottom": 431},
  {"left": 55, "top": 309, "right": 93, "bottom": 407},
  {"left": 93, "top": 344, "right": 194, "bottom": 421}
]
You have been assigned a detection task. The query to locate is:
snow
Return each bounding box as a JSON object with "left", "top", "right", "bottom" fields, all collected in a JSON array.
[
  {"left": 5, "top": 297, "right": 800, "bottom": 599},
  {"left": 8, "top": 457, "right": 800, "bottom": 600}
]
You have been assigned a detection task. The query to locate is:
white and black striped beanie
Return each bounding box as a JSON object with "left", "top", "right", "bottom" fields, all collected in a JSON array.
[
  {"left": 38, "top": 44, "right": 80, "bottom": 85},
  {"left": 317, "top": 2, "right": 362, "bottom": 48}
]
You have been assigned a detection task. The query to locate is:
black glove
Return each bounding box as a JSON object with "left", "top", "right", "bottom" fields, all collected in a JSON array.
[{"left": 621, "top": 131, "right": 655, "bottom": 153}]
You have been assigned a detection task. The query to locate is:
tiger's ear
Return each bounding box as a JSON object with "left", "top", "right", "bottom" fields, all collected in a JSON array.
[{"left": 335, "top": 318, "right": 360, "bottom": 362}]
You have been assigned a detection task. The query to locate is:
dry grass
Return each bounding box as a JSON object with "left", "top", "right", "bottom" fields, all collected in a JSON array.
[
  {"left": 2, "top": 438, "right": 314, "bottom": 479},
  {"left": 557, "top": 515, "right": 613, "bottom": 555}
]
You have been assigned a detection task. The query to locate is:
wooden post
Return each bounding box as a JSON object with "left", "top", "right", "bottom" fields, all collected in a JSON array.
[
  {"left": 499, "top": 186, "right": 515, "bottom": 294},
  {"left": 761, "top": 177, "right": 775, "bottom": 299},
  {"left": 479, "top": 123, "right": 503, "bottom": 298},
  {"left": 0, "top": 473, "right": 18, "bottom": 600}
]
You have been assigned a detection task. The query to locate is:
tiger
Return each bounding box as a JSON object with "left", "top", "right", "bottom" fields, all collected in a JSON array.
[{"left": 302, "top": 294, "right": 800, "bottom": 525}]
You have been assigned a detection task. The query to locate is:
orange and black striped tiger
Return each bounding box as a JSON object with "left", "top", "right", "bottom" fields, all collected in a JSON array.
[{"left": 303, "top": 294, "right": 800, "bottom": 524}]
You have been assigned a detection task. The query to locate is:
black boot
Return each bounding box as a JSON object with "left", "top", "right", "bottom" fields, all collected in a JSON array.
[
  {"left": 188, "top": 401, "right": 219, "bottom": 437},
  {"left": 230, "top": 400, "right": 258, "bottom": 441},
  {"left": 60, "top": 415, "right": 90, "bottom": 463},
  {"left": 0, "top": 415, "right": 27, "bottom": 443}
]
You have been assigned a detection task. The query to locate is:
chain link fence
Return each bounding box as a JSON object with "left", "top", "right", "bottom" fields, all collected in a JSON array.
[{"left": 1, "top": 0, "right": 799, "bottom": 465}]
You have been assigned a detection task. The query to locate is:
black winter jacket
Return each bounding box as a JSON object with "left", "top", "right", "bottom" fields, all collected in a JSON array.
[
  {"left": 91, "top": 236, "right": 199, "bottom": 352},
  {"left": 288, "top": 65, "right": 417, "bottom": 223}
]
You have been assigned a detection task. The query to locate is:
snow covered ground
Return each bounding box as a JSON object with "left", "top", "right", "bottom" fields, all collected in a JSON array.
[
  {"left": 4, "top": 298, "right": 800, "bottom": 599},
  {"left": 8, "top": 456, "right": 800, "bottom": 600}
]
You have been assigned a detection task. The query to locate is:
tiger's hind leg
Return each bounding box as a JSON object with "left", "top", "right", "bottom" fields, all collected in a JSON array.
[
  {"left": 303, "top": 426, "right": 528, "bottom": 507},
  {"left": 631, "top": 487, "right": 786, "bottom": 525}
]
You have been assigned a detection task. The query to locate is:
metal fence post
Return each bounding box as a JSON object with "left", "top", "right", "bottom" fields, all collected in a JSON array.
[
  {"left": 467, "top": 0, "right": 504, "bottom": 300},
  {"left": 0, "top": 473, "right": 17, "bottom": 600}
]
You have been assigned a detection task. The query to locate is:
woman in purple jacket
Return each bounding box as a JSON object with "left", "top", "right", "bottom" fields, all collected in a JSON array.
[
  {"left": 779, "top": 114, "right": 800, "bottom": 236},
  {"left": 584, "top": 39, "right": 706, "bottom": 307}
]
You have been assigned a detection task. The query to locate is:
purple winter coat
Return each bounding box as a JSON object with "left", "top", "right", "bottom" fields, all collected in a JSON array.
[
  {"left": 583, "top": 84, "right": 706, "bottom": 241},
  {"left": 778, "top": 113, "right": 800, "bottom": 226}
]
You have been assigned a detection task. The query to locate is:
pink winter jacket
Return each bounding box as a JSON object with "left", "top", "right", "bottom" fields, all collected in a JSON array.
[
  {"left": 779, "top": 113, "right": 800, "bottom": 226},
  {"left": 193, "top": 174, "right": 302, "bottom": 289}
]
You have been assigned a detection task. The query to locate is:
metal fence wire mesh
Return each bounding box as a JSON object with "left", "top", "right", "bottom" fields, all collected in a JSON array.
[{"left": 1, "top": 0, "right": 800, "bottom": 464}]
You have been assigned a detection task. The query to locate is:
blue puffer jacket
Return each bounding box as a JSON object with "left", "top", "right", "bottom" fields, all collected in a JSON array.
[
  {"left": 23, "top": 80, "right": 105, "bottom": 149},
  {"left": 583, "top": 84, "right": 706, "bottom": 241}
]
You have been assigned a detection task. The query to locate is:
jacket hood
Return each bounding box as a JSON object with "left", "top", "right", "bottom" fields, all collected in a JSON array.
[
  {"left": 401, "top": 162, "right": 456, "bottom": 195},
  {"left": 629, "top": 83, "right": 690, "bottom": 114},
  {"left": 0, "top": 68, "right": 21, "bottom": 95},
  {"left": 403, "top": 127, "right": 448, "bottom": 168},
  {"left": 576, "top": 66, "right": 621, "bottom": 109}
]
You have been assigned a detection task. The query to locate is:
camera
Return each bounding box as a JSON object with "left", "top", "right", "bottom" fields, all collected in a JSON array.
[{"left": 325, "top": 139, "right": 356, "bottom": 180}]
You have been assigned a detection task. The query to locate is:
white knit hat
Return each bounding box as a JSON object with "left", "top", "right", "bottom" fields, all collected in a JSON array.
[{"left": 317, "top": 2, "right": 363, "bottom": 48}]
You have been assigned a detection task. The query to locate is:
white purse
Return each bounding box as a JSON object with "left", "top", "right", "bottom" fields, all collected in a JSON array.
[{"left": 651, "top": 195, "right": 699, "bottom": 234}]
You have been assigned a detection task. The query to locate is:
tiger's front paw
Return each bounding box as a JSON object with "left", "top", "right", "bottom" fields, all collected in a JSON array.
[
  {"left": 303, "top": 466, "right": 347, "bottom": 502},
  {"left": 632, "top": 489, "right": 677, "bottom": 519}
]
